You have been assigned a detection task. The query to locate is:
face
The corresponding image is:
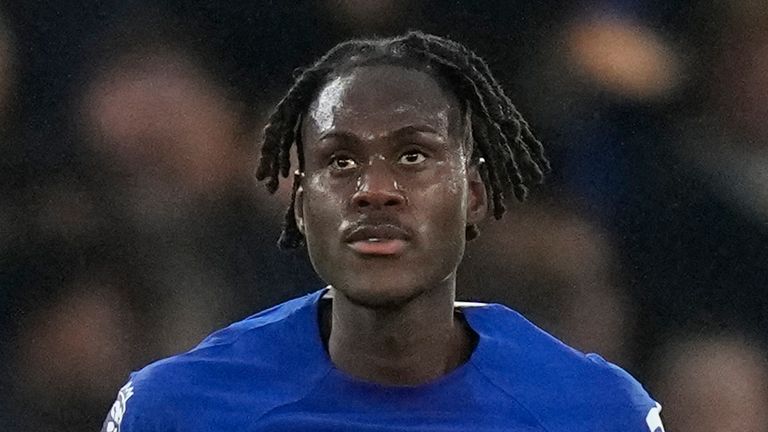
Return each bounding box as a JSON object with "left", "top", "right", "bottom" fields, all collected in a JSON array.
[{"left": 297, "top": 65, "right": 487, "bottom": 307}]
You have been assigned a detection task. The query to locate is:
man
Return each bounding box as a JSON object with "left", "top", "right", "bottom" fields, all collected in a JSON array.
[{"left": 102, "top": 31, "right": 664, "bottom": 431}]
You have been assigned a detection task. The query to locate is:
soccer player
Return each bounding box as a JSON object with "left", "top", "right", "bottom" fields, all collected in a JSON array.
[{"left": 102, "top": 31, "right": 665, "bottom": 431}]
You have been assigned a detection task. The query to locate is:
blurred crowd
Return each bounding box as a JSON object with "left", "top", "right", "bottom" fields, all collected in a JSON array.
[{"left": 1, "top": 1, "right": 767, "bottom": 431}]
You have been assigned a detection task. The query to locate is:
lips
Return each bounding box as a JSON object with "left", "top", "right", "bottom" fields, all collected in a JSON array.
[{"left": 344, "top": 223, "right": 411, "bottom": 256}]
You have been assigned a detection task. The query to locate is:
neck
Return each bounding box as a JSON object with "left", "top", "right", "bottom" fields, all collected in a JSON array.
[{"left": 320, "top": 277, "right": 476, "bottom": 386}]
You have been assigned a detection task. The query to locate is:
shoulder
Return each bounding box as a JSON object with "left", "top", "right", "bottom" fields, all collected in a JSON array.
[
  {"left": 101, "top": 290, "right": 329, "bottom": 432},
  {"left": 198, "top": 289, "right": 323, "bottom": 348},
  {"left": 465, "top": 304, "right": 664, "bottom": 432}
]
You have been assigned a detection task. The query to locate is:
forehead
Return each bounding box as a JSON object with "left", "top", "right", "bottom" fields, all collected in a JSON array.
[{"left": 303, "top": 65, "right": 462, "bottom": 141}]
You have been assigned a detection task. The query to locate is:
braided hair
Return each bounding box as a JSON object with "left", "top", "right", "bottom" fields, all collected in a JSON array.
[{"left": 256, "top": 31, "right": 550, "bottom": 249}]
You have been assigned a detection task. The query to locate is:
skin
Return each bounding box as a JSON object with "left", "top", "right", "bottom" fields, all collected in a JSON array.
[{"left": 296, "top": 65, "right": 488, "bottom": 386}]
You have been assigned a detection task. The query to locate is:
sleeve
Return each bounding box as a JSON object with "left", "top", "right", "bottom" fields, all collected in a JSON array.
[
  {"left": 644, "top": 402, "right": 666, "bottom": 432},
  {"left": 586, "top": 353, "right": 667, "bottom": 432},
  {"left": 100, "top": 375, "right": 162, "bottom": 432}
]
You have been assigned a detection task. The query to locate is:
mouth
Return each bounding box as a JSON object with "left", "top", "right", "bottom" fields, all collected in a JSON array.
[
  {"left": 348, "top": 238, "right": 408, "bottom": 255},
  {"left": 344, "top": 224, "right": 411, "bottom": 256}
]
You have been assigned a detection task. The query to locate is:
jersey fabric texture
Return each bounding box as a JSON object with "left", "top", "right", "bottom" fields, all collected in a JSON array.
[{"left": 102, "top": 289, "right": 663, "bottom": 432}]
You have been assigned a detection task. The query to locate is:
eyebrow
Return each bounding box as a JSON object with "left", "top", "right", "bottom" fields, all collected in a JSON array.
[{"left": 317, "top": 124, "right": 444, "bottom": 143}]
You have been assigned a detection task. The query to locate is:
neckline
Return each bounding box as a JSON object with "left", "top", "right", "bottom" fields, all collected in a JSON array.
[{"left": 304, "top": 287, "right": 489, "bottom": 390}]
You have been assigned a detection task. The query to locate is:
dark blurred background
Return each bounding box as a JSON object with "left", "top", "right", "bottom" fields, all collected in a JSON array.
[{"left": 1, "top": 1, "right": 767, "bottom": 431}]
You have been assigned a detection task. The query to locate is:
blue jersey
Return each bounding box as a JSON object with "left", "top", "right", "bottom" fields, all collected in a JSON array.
[{"left": 102, "top": 289, "right": 665, "bottom": 431}]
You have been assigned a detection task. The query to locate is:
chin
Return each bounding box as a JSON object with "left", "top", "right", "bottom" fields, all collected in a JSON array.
[{"left": 333, "top": 277, "right": 427, "bottom": 310}]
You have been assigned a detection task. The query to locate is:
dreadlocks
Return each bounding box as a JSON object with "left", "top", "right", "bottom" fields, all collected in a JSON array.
[{"left": 255, "top": 31, "right": 550, "bottom": 249}]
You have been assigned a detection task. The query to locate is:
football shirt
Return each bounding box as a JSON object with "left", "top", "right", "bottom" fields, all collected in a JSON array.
[{"left": 103, "top": 288, "right": 664, "bottom": 431}]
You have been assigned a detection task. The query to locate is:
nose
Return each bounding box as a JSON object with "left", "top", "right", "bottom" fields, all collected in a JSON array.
[{"left": 351, "top": 162, "right": 406, "bottom": 211}]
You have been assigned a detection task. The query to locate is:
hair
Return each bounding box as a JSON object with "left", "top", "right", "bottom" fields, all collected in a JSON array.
[{"left": 256, "top": 31, "right": 550, "bottom": 249}]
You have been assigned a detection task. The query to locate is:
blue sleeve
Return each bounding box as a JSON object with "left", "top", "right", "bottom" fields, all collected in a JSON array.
[
  {"left": 586, "top": 354, "right": 667, "bottom": 432},
  {"left": 100, "top": 374, "right": 164, "bottom": 432}
]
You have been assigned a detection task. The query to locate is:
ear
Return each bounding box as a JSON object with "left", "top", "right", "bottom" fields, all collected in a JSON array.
[
  {"left": 293, "top": 174, "right": 306, "bottom": 235},
  {"left": 466, "top": 164, "right": 488, "bottom": 225}
]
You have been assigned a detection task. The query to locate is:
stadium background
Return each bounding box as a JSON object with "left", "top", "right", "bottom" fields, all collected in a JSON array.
[{"left": 1, "top": 1, "right": 767, "bottom": 430}]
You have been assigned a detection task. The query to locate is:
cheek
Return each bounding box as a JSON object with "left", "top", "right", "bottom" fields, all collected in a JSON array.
[
  {"left": 437, "top": 160, "right": 467, "bottom": 198},
  {"left": 433, "top": 160, "right": 469, "bottom": 208},
  {"left": 416, "top": 171, "right": 469, "bottom": 233},
  {"left": 302, "top": 174, "right": 349, "bottom": 239}
]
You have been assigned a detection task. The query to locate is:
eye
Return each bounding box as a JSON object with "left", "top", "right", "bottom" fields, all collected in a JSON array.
[
  {"left": 330, "top": 155, "right": 358, "bottom": 171},
  {"left": 399, "top": 150, "right": 427, "bottom": 165}
]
